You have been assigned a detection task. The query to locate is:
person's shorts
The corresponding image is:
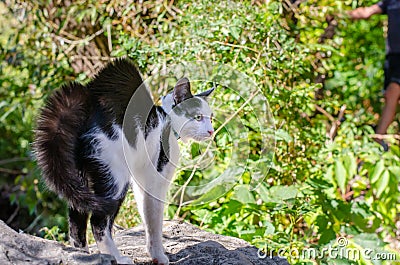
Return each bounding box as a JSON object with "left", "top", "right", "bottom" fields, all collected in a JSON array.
[{"left": 384, "top": 53, "right": 400, "bottom": 90}]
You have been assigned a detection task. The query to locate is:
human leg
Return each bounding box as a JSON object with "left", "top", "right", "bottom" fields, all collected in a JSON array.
[
  {"left": 375, "top": 53, "right": 400, "bottom": 149},
  {"left": 376, "top": 82, "right": 400, "bottom": 135}
]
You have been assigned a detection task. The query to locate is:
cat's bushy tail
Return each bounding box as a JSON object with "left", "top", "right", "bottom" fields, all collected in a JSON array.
[{"left": 34, "top": 83, "right": 117, "bottom": 214}]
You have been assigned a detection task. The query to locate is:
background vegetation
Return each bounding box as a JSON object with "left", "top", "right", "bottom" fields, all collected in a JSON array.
[{"left": 0, "top": 0, "right": 399, "bottom": 264}]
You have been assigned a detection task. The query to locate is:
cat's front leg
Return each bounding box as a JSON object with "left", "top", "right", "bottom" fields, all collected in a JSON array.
[
  {"left": 132, "top": 182, "right": 169, "bottom": 265},
  {"left": 145, "top": 195, "right": 169, "bottom": 265}
]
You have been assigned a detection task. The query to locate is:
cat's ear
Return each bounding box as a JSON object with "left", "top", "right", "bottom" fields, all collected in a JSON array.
[
  {"left": 173, "top": 77, "right": 193, "bottom": 104},
  {"left": 195, "top": 87, "right": 215, "bottom": 98}
]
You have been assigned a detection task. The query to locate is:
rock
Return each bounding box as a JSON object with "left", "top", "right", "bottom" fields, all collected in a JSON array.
[{"left": 0, "top": 219, "right": 289, "bottom": 265}]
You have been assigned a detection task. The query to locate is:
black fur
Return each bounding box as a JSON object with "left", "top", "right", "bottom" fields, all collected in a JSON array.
[
  {"left": 88, "top": 59, "right": 145, "bottom": 125},
  {"left": 34, "top": 59, "right": 159, "bottom": 215},
  {"left": 34, "top": 59, "right": 162, "bottom": 251},
  {"left": 34, "top": 82, "right": 118, "bottom": 215},
  {"left": 33, "top": 59, "right": 203, "bottom": 261},
  {"left": 68, "top": 207, "right": 89, "bottom": 249},
  {"left": 157, "top": 119, "right": 172, "bottom": 172}
]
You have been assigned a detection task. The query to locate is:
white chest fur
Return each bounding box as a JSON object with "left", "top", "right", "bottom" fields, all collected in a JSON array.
[{"left": 92, "top": 121, "right": 179, "bottom": 200}]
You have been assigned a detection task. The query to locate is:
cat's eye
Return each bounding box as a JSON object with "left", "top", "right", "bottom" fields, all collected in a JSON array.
[{"left": 194, "top": 114, "right": 203, "bottom": 121}]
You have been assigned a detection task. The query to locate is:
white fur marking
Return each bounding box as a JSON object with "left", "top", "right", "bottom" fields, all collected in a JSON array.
[{"left": 93, "top": 127, "right": 131, "bottom": 199}]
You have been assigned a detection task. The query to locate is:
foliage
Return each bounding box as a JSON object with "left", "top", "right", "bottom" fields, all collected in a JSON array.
[
  {"left": 0, "top": 1, "right": 72, "bottom": 232},
  {"left": 40, "top": 225, "right": 67, "bottom": 242},
  {"left": 0, "top": 1, "right": 398, "bottom": 264}
]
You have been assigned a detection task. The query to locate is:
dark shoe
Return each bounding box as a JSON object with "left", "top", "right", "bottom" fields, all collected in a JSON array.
[
  {"left": 375, "top": 138, "right": 389, "bottom": 152},
  {"left": 381, "top": 141, "right": 389, "bottom": 152},
  {"left": 373, "top": 137, "right": 389, "bottom": 152}
]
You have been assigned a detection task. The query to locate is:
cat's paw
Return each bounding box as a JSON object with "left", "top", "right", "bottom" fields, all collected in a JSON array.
[
  {"left": 115, "top": 255, "right": 133, "bottom": 265},
  {"left": 148, "top": 243, "right": 169, "bottom": 264},
  {"left": 151, "top": 253, "right": 169, "bottom": 265}
]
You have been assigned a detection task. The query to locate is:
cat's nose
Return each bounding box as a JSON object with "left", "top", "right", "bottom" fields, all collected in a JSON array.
[{"left": 208, "top": 130, "right": 214, "bottom": 136}]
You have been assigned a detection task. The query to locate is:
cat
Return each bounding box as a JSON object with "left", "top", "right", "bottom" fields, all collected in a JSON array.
[{"left": 34, "top": 58, "right": 214, "bottom": 265}]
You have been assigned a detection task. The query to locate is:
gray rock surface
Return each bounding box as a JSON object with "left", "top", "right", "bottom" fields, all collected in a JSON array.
[{"left": 0, "top": 219, "right": 289, "bottom": 265}]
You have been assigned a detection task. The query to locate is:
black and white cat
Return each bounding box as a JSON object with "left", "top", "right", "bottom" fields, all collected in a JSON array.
[{"left": 34, "top": 59, "right": 214, "bottom": 264}]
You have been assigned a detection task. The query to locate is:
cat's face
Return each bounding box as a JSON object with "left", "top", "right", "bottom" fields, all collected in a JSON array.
[{"left": 162, "top": 78, "right": 214, "bottom": 142}]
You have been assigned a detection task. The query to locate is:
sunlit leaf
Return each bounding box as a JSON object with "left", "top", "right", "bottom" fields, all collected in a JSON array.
[
  {"left": 370, "top": 160, "right": 385, "bottom": 184},
  {"left": 375, "top": 170, "right": 389, "bottom": 198},
  {"left": 335, "top": 159, "right": 347, "bottom": 195},
  {"left": 232, "top": 185, "right": 256, "bottom": 204}
]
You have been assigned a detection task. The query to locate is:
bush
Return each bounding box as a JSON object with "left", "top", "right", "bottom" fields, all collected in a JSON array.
[{"left": 1, "top": 1, "right": 398, "bottom": 264}]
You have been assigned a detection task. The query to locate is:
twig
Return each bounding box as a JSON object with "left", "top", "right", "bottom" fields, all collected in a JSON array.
[
  {"left": 107, "top": 24, "right": 112, "bottom": 52},
  {"left": 173, "top": 165, "right": 198, "bottom": 219},
  {"left": 314, "top": 104, "right": 335, "bottom": 122},
  {"left": 206, "top": 40, "right": 259, "bottom": 53},
  {"left": 172, "top": 89, "right": 260, "bottom": 216},
  {"left": 214, "top": 90, "right": 260, "bottom": 136},
  {"left": 163, "top": 2, "right": 177, "bottom": 18},
  {"left": 284, "top": 0, "right": 301, "bottom": 10},
  {"left": 199, "top": 211, "right": 209, "bottom": 228},
  {"left": 273, "top": 40, "right": 282, "bottom": 51},
  {"left": 47, "top": 20, "right": 81, "bottom": 41},
  {"left": 6, "top": 205, "right": 19, "bottom": 224},
  {"left": 52, "top": 28, "right": 104, "bottom": 45},
  {"left": 24, "top": 214, "right": 42, "bottom": 233},
  {"left": 70, "top": 55, "right": 113, "bottom": 61},
  {"left": 171, "top": 5, "right": 183, "bottom": 15},
  {"left": 0, "top": 157, "right": 30, "bottom": 165},
  {"left": 370, "top": 134, "right": 400, "bottom": 140},
  {"left": 0, "top": 168, "right": 26, "bottom": 175},
  {"left": 328, "top": 105, "right": 346, "bottom": 142},
  {"left": 113, "top": 223, "right": 125, "bottom": 231},
  {"left": 251, "top": 38, "right": 267, "bottom": 71}
]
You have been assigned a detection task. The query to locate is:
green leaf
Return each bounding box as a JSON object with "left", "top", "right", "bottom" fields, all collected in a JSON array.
[
  {"left": 191, "top": 209, "right": 214, "bottom": 224},
  {"left": 257, "top": 184, "right": 299, "bottom": 204},
  {"left": 375, "top": 170, "right": 389, "bottom": 198},
  {"left": 335, "top": 159, "right": 347, "bottom": 195},
  {"left": 342, "top": 153, "right": 357, "bottom": 179},
  {"left": 351, "top": 202, "right": 375, "bottom": 232},
  {"left": 325, "top": 259, "right": 355, "bottom": 265},
  {"left": 353, "top": 233, "right": 384, "bottom": 249},
  {"left": 388, "top": 166, "right": 400, "bottom": 181},
  {"left": 370, "top": 160, "right": 384, "bottom": 184},
  {"left": 190, "top": 142, "right": 201, "bottom": 158},
  {"left": 275, "top": 129, "right": 292, "bottom": 143},
  {"left": 224, "top": 200, "right": 243, "bottom": 215},
  {"left": 257, "top": 183, "right": 270, "bottom": 202},
  {"left": 319, "top": 228, "right": 336, "bottom": 244},
  {"left": 230, "top": 26, "right": 241, "bottom": 40},
  {"left": 232, "top": 185, "right": 256, "bottom": 204},
  {"left": 269, "top": 185, "right": 298, "bottom": 201},
  {"left": 191, "top": 184, "right": 228, "bottom": 205},
  {"left": 262, "top": 221, "right": 275, "bottom": 236}
]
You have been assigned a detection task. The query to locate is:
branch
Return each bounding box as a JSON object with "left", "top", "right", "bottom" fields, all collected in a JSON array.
[
  {"left": 172, "top": 90, "right": 261, "bottom": 216},
  {"left": 314, "top": 104, "right": 335, "bottom": 122},
  {"left": 51, "top": 28, "right": 104, "bottom": 45},
  {"left": 370, "top": 134, "right": 400, "bottom": 140},
  {"left": 0, "top": 168, "right": 26, "bottom": 175},
  {"left": 328, "top": 105, "right": 346, "bottom": 142},
  {"left": 0, "top": 157, "right": 30, "bottom": 165},
  {"left": 206, "top": 40, "right": 260, "bottom": 53}
]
